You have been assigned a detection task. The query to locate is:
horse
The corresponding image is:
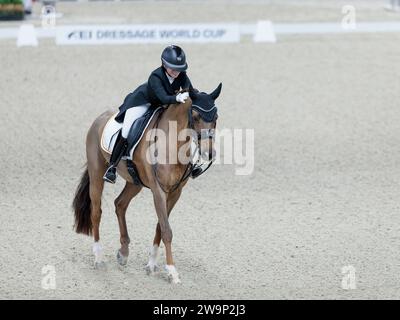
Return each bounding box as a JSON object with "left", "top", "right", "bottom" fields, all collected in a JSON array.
[{"left": 72, "top": 84, "right": 222, "bottom": 284}]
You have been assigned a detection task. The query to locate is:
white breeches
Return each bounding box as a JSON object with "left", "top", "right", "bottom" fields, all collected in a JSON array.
[{"left": 121, "top": 105, "right": 150, "bottom": 138}]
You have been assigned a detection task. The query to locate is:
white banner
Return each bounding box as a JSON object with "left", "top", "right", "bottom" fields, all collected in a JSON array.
[{"left": 56, "top": 24, "right": 240, "bottom": 45}]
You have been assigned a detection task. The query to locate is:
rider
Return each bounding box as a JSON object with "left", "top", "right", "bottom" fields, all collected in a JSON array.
[{"left": 103, "top": 45, "right": 192, "bottom": 184}]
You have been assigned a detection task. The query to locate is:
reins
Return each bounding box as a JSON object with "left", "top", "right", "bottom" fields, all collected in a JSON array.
[{"left": 149, "top": 105, "right": 195, "bottom": 194}]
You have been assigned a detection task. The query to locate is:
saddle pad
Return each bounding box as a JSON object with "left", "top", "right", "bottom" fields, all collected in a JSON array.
[{"left": 101, "top": 108, "right": 161, "bottom": 160}]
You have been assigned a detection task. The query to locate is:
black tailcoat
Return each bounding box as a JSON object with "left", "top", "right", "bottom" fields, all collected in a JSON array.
[{"left": 115, "top": 66, "right": 192, "bottom": 123}]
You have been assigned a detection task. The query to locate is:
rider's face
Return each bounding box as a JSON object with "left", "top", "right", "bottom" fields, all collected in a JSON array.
[{"left": 165, "top": 67, "right": 180, "bottom": 79}]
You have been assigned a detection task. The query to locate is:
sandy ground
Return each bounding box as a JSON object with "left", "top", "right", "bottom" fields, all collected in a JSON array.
[{"left": 1, "top": 1, "right": 400, "bottom": 299}]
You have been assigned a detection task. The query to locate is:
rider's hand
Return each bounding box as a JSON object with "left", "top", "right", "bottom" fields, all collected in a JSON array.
[{"left": 176, "top": 92, "right": 189, "bottom": 103}]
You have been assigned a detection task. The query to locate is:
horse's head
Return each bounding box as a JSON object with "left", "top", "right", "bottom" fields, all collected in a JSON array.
[{"left": 188, "top": 83, "right": 222, "bottom": 162}]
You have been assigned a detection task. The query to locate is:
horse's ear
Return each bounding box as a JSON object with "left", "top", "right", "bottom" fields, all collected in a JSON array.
[{"left": 210, "top": 83, "right": 222, "bottom": 100}]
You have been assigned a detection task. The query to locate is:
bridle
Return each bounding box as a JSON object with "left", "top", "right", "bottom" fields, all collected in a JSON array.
[
  {"left": 188, "top": 104, "right": 217, "bottom": 174},
  {"left": 150, "top": 104, "right": 217, "bottom": 193}
]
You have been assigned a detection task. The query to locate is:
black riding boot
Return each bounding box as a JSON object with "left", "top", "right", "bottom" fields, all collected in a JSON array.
[
  {"left": 191, "top": 167, "right": 203, "bottom": 179},
  {"left": 103, "top": 132, "right": 128, "bottom": 184}
]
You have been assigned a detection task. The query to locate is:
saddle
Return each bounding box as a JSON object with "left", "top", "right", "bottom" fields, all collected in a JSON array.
[
  {"left": 125, "top": 108, "right": 155, "bottom": 156},
  {"left": 101, "top": 107, "right": 161, "bottom": 159},
  {"left": 101, "top": 107, "right": 162, "bottom": 185}
]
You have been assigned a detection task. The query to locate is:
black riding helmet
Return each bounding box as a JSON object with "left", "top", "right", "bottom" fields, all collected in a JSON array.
[{"left": 161, "top": 45, "right": 188, "bottom": 72}]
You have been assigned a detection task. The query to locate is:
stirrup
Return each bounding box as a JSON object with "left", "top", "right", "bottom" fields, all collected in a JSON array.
[{"left": 103, "top": 167, "right": 117, "bottom": 184}]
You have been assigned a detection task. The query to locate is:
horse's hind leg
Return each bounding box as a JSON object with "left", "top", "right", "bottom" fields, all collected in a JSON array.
[
  {"left": 87, "top": 134, "right": 107, "bottom": 269},
  {"left": 146, "top": 188, "right": 182, "bottom": 275},
  {"left": 88, "top": 168, "right": 106, "bottom": 269},
  {"left": 114, "top": 182, "right": 142, "bottom": 266}
]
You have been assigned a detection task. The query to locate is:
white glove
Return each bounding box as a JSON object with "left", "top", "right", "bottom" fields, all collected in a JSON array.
[{"left": 176, "top": 92, "right": 189, "bottom": 103}]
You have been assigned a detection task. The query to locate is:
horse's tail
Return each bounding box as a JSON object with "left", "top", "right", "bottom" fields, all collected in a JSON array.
[{"left": 72, "top": 166, "right": 92, "bottom": 236}]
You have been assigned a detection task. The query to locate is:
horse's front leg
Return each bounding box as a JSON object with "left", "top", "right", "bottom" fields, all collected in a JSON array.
[
  {"left": 146, "top": 224, "right": 161, "bottom": 274},
  {"left": 114, "top": 182, "right": 142, "bottom": 266},
  {"left": 146, "top": 188, "right": 182, "bottom": 275},
  {"left": 151, "top": 186, "right": 182, "bottom": 284}
]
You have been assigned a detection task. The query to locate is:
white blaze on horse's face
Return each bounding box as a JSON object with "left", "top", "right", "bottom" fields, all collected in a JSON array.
[
  {"left": 189, "top": 83, "right": 222, "bottom": 163},
  {"left": 192, "top": 110, "right": 217, "bottom": 162}
]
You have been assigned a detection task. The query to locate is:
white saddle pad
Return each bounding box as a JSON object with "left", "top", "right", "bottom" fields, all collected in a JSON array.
[{"left": 101, "top": 108, "right": 161, "bottom": 160}]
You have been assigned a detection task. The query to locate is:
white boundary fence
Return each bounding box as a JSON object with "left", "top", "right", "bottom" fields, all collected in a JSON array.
[{"left": 2, "top": 21, "right": 400, "bottom": 46}]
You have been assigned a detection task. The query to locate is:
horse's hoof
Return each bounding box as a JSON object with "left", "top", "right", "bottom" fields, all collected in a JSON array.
[
  {"left": 145, "top": 263, "right": 159, "bottom": 275},
  {"left": 168, "top": 274, "right": 182, "bottom": 284},
  {"left": 165, "top": 265, "right": 181, "bottom": 284},
  {"left": 94, "top": 261, "right": 107, "bottom": 270},
  {"left": 117, "top": 250, "right": 128, "bottom": 266}
]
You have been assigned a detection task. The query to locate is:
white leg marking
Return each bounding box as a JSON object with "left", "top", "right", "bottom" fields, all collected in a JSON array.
[
  {"left": 145, "top": 245, "right": 159, "bottom": 274},
  {"left": 165, "top": 264, "right": 181, "bottom": 284},
  {"left": 93, "top": 242, "right": 105, "bottom": 268}
]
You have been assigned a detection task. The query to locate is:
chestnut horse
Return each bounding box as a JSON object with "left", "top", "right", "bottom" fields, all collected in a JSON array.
[{"left": 72, "top": 84, "right": 221, "bottom": 283}]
